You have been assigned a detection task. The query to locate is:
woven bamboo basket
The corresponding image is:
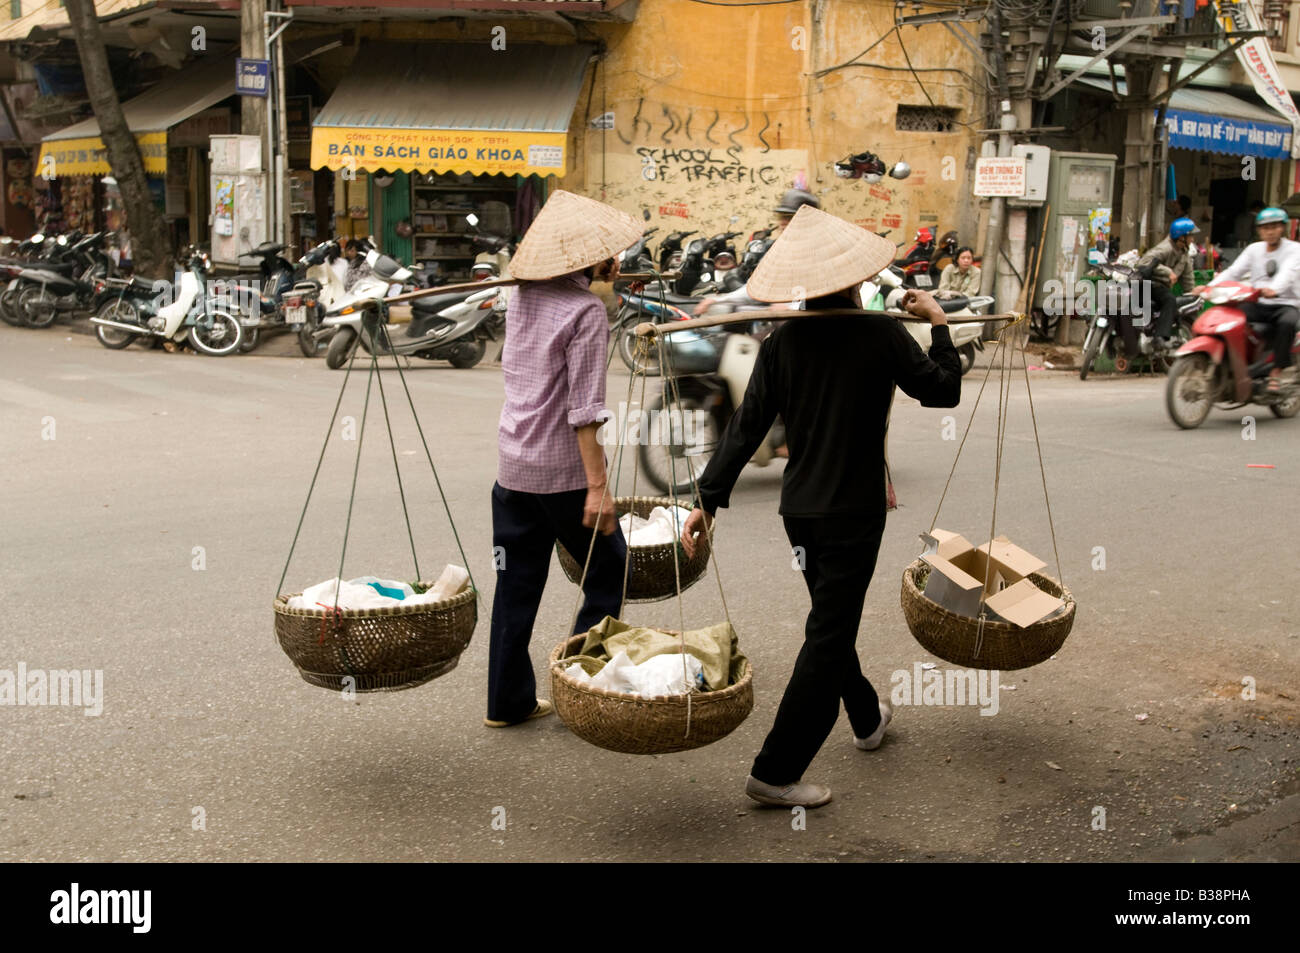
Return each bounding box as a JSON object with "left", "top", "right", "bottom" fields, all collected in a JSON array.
[
  {"left": 274, "top": 584, "right": 476, "bottom": 692},
  {"left": 548, "top": 634, "right": 753, "bottom": 754},
  {"left": 900, "top": 559, "right": 1075, "bottom": 670},
  {"left": 555, "top": 496, "right": 710, "bottom": 603}
]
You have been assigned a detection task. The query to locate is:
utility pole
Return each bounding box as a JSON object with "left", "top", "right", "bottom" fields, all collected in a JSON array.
[{"left": 240, "top": 0, "right": 267, "bottom": 145}]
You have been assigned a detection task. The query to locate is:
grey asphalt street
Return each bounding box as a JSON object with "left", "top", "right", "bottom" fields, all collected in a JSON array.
[{"left": 1, "top": 323, "right": 1296, "bottom": 862}]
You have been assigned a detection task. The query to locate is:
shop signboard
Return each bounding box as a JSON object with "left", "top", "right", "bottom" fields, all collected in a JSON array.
[
  {"left": 973, "top": 157, "right": 1026, "bottom": 197},
  {"left": 310, "top": 127, "right": 568, "bottom": 177},
  {"left": 37, "top": 132, "right": 167, "bottom": 177},
  {"left": 1218, "top": 0, "right": 1300, "bottom": 158}
]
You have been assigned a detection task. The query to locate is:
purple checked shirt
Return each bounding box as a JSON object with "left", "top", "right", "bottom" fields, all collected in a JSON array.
[{"left": 497, "top": 272, "right": 609, "bottom": 493}]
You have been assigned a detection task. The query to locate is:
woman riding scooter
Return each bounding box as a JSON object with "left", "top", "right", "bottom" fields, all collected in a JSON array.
[{"left": 1194, "top": 207, "right": 1300, "bottom": 392}]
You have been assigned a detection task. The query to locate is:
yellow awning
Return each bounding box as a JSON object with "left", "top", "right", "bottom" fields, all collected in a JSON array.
[
  {"left": 310, "top": 127, "right": 567, "bottom": 176},
  {"left": 37, "top": 132, "right": 167, "bottom": 178},
  {"left": 309, "top": 41, "right": 592, "bottom": 176}
]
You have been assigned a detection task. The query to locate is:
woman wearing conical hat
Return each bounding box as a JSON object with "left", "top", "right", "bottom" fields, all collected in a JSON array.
[
  {"left": 483, "top": 190, "right": 644, "bottom": 729},
  {"left": 678, "top": 205, "right": 963, "bottom": 808}
]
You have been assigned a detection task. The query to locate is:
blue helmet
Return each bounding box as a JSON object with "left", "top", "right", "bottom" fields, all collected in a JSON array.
[
  {"left": 1256, "top": 206, "right": 1289, "bottom": 226},
  {"left": 1169, "top": 217, "right": 1199, "bottom": 240}
]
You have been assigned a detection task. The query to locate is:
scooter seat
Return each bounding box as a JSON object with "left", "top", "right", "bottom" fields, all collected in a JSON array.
[
  {"left": 937, "top": 296, "right": 970, "bottom": 313},
  {"left": 411, "top": 290, "right": 474, "bottom": 314}
]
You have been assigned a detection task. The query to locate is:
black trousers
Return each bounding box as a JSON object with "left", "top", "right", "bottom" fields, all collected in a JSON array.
[
  {"left": 487, "top": 481, "right": 627, "bottom": 723},
  {"left": 1148, "top": 284, "right": 1177, "bottom": 339},
  {"left": 751, "top": 513, "right": 887, "bottom": 785},
  {"left": 1241, "top": 302, "right": 1300, "bottom": 371}
]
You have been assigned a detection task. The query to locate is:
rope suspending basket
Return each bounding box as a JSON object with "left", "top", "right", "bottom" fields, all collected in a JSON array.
[
  {"left": 900, "top": 314, "right": 1076, "bottom": 670},
  {"left": 555, "top": 277, "right": 714, "bottom": 604},
  {"left": 551, "top": 300, "right": 752, "bottom": 753},
  {"left": 274, "top": 313, "right": 479, "bottom": 692}
]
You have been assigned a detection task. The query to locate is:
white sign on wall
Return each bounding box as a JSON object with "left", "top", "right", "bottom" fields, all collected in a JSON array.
[{"left": 973, "top": 157, "right": 1027, "bottom": 197}]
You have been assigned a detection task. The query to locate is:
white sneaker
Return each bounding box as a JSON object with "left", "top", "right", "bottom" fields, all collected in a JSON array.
[
  {"left": 744, "top": 775, "right": 832, "bottom": 808},
  {"left": 854, "top": 702, "right": 893, "bottom": 751}
]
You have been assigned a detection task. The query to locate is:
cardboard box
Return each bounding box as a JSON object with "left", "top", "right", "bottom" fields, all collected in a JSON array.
[{"left": 919, "top": 530, "right": 1066, "bottom": 628}]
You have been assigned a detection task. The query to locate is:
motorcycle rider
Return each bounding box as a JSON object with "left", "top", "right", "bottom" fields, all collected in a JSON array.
[
  {"left": 1194, "top": 207, "right": 1300, "bottom": 391},
  {"left": 1135, "top": 217, "right": 1199, "bottom": 352}
]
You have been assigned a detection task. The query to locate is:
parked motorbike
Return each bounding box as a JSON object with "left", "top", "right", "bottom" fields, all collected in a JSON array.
[
  {"left": 16, "top": 231, "right": 116, "bottom": 328},
  {"left": 89, "top": 274, "right": 168, "bottom": 349},
  {"left": 656, "top": 230, "right": 696, "bottom": 272},
  {"left": 1165, "top": 281, "right": 1300, "bottom": 428},
  {"left": 322, "top": 249, "right": 504, "bottom": 369},
  {"left": 872, "top": 265, "right": 993, "bottom": 376},
  {"left": 227, "top": 241, "right": 299, "bottom": 353},
  {"left": 673, "top": 231, "right": 742, "bottom": 296},
  {"left": 89, "top": 248, "right": 243, "bottom": 355},
  {"left": 1078, "top": 261, "right": 1202, "bottom": 379}
]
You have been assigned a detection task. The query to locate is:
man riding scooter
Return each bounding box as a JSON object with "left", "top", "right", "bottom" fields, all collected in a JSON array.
[
  {"left": 1135, "top": 216, "right": 1199, "bottom": 354},
  {"left": 1193, "top": 207, "right": 1300, "bottom": 392}
]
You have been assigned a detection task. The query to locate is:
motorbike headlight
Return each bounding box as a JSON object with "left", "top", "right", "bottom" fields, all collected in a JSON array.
[{"left": 714, "top": 252, "right": 736, "bottom": 269}]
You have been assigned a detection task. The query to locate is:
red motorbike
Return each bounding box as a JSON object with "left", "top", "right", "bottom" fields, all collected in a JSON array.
[{"left": 1165, "top": 281, "right": 1300, "bottom": 428}]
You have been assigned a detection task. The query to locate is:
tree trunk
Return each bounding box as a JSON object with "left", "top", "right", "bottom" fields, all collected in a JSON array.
[{"left": 63, "top": 0, "right": 171, "bottom": 278}]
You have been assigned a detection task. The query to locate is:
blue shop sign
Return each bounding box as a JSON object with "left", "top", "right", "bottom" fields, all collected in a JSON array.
[
  {"left": 236, "top": 59, "right": 270, "bottom": 98},
  {"left": 1161, "top": 108, "right": 1291, "bottom": 159}
]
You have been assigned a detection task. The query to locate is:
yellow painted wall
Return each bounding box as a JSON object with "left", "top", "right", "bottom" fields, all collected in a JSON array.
[
  {"left": 577, "top": 0, "right": 986, "bottom": 246},
  {"left": 305, "top": 1, "right": 986, "bottom": 245}
]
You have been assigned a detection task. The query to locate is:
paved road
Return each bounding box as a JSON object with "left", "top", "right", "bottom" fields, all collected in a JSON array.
[{"left": 1, "top": 322, "right": 1296, "bottom": 862}]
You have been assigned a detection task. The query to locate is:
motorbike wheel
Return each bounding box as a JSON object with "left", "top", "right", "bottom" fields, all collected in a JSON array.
[
  {"left": 637, "top": 392, "right": 719, "bottom": 496},
  {"left": 93, "top": 299, "right": 141, "bottom": 349},
  {"left": 325, "top": 326, "right": 358, "bottom": 369},
  {"left": 238, "top": 327, "right": 260, "bottom": 353},
  {"left": 1166, "top": 354, "right": 1216, "bottom": 429},
  {"left": 1079, "top": 323, "right": 1105, "bottom": 380},
  {"left": 448, "top": 338, "right": 486, "bottom": 369},
  {"left": 0, "top": 287, "right": 23, "bottom": 327},
  {"left": 618, "top": 316, "right": 662, "bottom": 377},
  {"left": 20, "top": 286, "right": 57, "bottom": 328},
  {"left": 297, "top": 315, "right": 323, "bottom": 358},
  {"left": 958, "top": 341, "right": 977, "bottom": 376},
  {"left": 187, "top": 311, "right": 242, "bottom": 356},
  {"left": 1270, "top": 383, "right": 1300, "bottom": 418}
]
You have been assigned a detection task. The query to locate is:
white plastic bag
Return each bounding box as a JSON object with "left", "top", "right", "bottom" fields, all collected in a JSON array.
[
  {"left": 619, "top": 505, "right": 693, "bottom": 548},
  {"left": 568, "top": 650, "right": 705, "bottom": 695}
]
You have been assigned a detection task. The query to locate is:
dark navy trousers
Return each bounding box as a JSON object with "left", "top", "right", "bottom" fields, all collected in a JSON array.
[{"left": 487, "top": 481, "right": 627, "bottom": 723}]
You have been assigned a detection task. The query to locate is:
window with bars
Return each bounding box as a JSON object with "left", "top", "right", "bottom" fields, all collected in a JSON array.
[
  {"left": 895, "top": 105, "right": 961, "bottom": 133},
  {"left": 1263, "top": 1, "right": 1290, "bottom": 53}
]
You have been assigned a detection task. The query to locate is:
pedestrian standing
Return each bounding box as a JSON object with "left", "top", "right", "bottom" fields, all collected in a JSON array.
[
  {"left": 484, "top": 190, "right": 644, "bottom": 728},
  {"left": 678, "top": 206, "right": 962, "bottom": 806}
]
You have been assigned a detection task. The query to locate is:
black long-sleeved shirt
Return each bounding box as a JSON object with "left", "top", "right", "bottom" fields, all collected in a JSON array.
[{"left": 696, "top": 302, "right": 962, "bottom": 517}]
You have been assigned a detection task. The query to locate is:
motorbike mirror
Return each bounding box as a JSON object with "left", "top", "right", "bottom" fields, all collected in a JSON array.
[
  {"left": 642, "top": 207, "right": 651, "bottom": 221},
  {"left": 888, "top": 162, "right": 911, "bottom": 180}
]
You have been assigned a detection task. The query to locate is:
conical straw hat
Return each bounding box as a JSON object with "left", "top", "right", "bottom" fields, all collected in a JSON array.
[
  {"left": 510, "top": 190, "right": 644, "bottom": 280},
  {"left": 746, "top": 204, "right": 898, "bottom": 302}
]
